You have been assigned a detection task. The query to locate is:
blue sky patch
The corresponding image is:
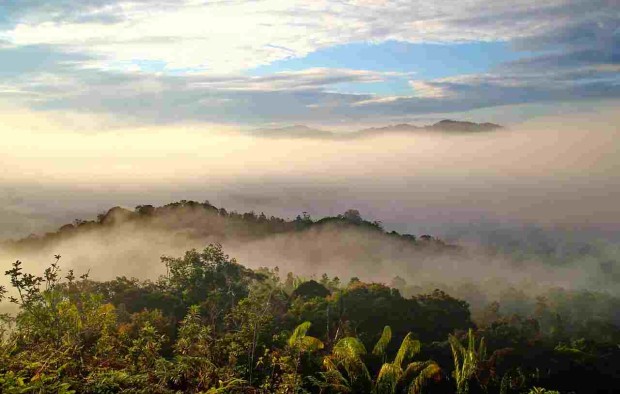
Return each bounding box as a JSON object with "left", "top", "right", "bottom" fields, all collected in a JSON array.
[{"left": 250, "top": 40, "right": 524, "bottom": 79}]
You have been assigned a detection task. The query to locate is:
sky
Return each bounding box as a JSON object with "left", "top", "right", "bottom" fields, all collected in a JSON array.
[
  {"left": 0, "top": 0, "right": 619, "bottom": 243},
  {"left": 0, "top": 0, "right": 618, "bottom": 128}
]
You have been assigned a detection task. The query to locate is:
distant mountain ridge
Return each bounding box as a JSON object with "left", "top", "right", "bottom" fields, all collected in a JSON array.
[
  {"left": 254, "top": 120, "right": 502, "bottom": 139},
  {"left": 426, "top": 119, "right": 503, "bottom": 132},
  {"left": 252, "top": 124, "right": 333, "bottom": 139}
]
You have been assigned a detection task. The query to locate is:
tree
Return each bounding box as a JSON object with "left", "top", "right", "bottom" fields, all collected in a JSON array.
[
  {"left": 412, "top": 289, "right": 473, "bottom": 341},
  {"left": 160, "top": 243, "right": 260, "bottom": 323},
  {"left": 342, "top": 209, "right": 362, "bottom": 223},
  {"left": 292, "top": 280, "right": 331, "bottom": 300},
  {"left": 135, "top": 204, "right": 155, "bottom": 216}
]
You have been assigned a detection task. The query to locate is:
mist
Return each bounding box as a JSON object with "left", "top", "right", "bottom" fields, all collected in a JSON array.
[
  {"left": 1, "top": 106, "right": 620, "bottom": 317},
  {"left": 1, "top": 198, "right": 619, "bottom": 325},
  {"left": 2, "top": 105, "right": 620, "bottom": 237}
]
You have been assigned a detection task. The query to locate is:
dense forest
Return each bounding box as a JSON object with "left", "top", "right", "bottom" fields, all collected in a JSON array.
[{"left": 1, "top": 201, "right": 619, "bottom": 393}]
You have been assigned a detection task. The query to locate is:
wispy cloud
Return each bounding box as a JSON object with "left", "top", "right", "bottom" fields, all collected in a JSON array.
[
  {"left": 0, "top": 0, "right": 617, "bottom": 126},
  {"left": 1, "top": 0, "right": 612, "bottom": 73},
  {"left": 409, "top": 80, "right": 452, "bottom": 98},
  {"left": 191, "top": 68, "right": 409, "bottom": 91}
]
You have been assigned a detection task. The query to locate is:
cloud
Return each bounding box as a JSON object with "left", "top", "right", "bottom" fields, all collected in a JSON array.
[
  {"left": 0, "top": 44, "right": 92, "bottom": 76},
  {"left": 1, "top": 0, "right": 612, "bottom": 73},
  {"left": 506, "top": 14, "right": 620, "bottom": 71},
  {"left": 0, "top": 0, "right": 617, "bottom": 126},
  {"left": 0, "top": 56, "right": 617, "bottom": 125},
  {"left": 192, "top": 68, "right": 408, "bottom": 91},
  {"left": 409, "top": 80, "right": 451, "bottom": 98},
  {"left": 512, "top": 12, "right": 619, "bottom": 51}
]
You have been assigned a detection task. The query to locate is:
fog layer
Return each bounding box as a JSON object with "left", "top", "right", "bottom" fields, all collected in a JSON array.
[{"left": 1, "top": 106, "right": 619, "bottom": 312}]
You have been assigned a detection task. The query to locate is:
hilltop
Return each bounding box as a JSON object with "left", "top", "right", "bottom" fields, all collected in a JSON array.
[{"left": 2, "top": 200, "right": 453, "bottom": 253}]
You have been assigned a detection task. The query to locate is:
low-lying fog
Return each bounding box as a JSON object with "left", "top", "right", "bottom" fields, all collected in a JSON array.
[{"left": 1, "top": 106, "right": 619, "bottom": 313}]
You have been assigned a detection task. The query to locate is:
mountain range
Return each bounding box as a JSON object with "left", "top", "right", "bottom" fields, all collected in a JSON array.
[{"left": 253, "top": 119, "right": 502, "bottom": 139}]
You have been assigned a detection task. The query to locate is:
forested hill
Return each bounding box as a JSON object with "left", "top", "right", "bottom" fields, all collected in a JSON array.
[{"left": 2, "top": 200, "right": 455, "bottom": 252}]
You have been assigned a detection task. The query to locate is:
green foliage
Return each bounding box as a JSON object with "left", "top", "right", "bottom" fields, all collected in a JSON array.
[
  {"left": 393, "top": 333, "right": 421, "bottom": 368},
  {"left": 373, "top": 330, "right": 440, "bottom": 394},
  {"left": 292, "top": 280, "right": 331, "bottom": 300},
  {"left": 288, "top": 321, "right": 324, "bottom": 352},
  {"left": 375, "top": 362, "right": 401, "bottom": 393},
  {"left": 527, "top": 387, "right": 560, "bottom": 394},
  {"left": 403, "top": 361, "right": 442, "bottom": 394},
  {"left": 318, "top": 329, "right": 441, "bottom": 394},
  {"left": 1, "top": 244, "right": 618, "bottom": 393},
  {"left": 325, "top": 336, "right": 372, "bottom": 392},
  {"left": 283, "top": 322, "right": 324, "bottom": 393},
  {"left": 449, "top": 329, "right": 486, "bottom": 394},
  {"left": 127, "top": 322, "right": 165, "bottom": 371},
  {"left": 372, "top": 326, "right": 392, "bottom": 360},
  {"left": 161, "top": 243, "right": 256, "bottom": 315},
  {"left": 0, "top": 370, "right": 76, "bottom": 394}
]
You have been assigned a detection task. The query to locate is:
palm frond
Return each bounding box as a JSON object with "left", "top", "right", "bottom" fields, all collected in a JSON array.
[
  {"left": 309, "top": 370, "right": 352, "bottom": 393},
  {"left": 408, "top": 363, "right": 441, "bottom": 394},
  {"left": 288, "top": 321, "right": 312, "bottom": 348},
  {"left": 374, "top": 362, "right": 402, "bottom": 394},
  {"left": 449, "top": 329, "right": 485, "bottom": 394},
  {"left": 332, "top": 337, "right": 371, "bottom": 388},
  {"left": 372, "top": 326, "right": 392, "bottom": 358},
  {"left": 300, "top": 335, "right": 324, "bottom": 352},
  {"left": 468, "top": 328, "right": 475, "bottom": 353},
  {"left": 448, "top": 334, "right": 463, "bottom": 382},
  {"left": 401, "top": 361, "right": 434, "bottom": 384},
  {"left": 477, "top": 336, "right": 486, "bottom": 361},
  {"left": 324, "top": 356, "right": 339, "bottom": 371},
  {"left": 333, "top": 337, "right": 367, "bottom": 359},
  {"left": 394, "top": 333, "right": 420, "bottom": 368}
]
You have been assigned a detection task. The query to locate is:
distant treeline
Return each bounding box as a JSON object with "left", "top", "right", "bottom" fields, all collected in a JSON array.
[{"left": 4, "top": 200, "right": 453, "bottom": 251}]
